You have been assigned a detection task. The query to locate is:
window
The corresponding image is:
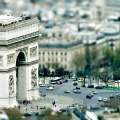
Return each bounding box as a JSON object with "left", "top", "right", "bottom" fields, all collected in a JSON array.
[
  {"left": 61, "top": 52, "right": 63, "bottom": 55},
  {"left": 56, "top": 52, "right": 58, "bottom": 55},
  {"left": 48, "top": 52, "right": 50, "bottom": 55},
  {"left": 53, "top": 33, "right": 55, "bottom": 37},
  {"left": 65, "top": 58, "right": 67, "bottom": 61},
  {"left": 65, "top": 65, "right": 67, "bottom": 69},
  {"left": 52, "top": 52, "right": 54, "bottom": 55},
  {"left": 65, "top": 52, "right": 67, "bottom": 56},
  {"left": 52, "top": 58, "right": 54, "bottom": 62},
  {"left": 42, "top": 33, "right": 48, "bottom": 37},
  {"left": 43, "top": 52, "right": 45, "bottom": 55}
]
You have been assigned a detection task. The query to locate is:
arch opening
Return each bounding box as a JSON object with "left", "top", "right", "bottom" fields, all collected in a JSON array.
[{"left": 16, "top": 52, "right": 26, "bottom": 101}]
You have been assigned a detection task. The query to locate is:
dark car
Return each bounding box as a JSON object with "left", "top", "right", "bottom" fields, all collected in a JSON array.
[
  {"left": 87, "top": 85, "right": 94, "bottom": 88},
  {"left": 86, "top": 95, "right": 92, "bottom": 99},
  {"left": 73, "top": 82, "right": 78, "bottom": 86},
  {"left": 95, "top": 86, "right": 102, "bottom": 89},
  {"left": 76, "top": 86, "right": 80, "bottom": 89},
  {"left": 89, "top": 105, "right": 100, "bottom": 110},
  {"left": 23, "top": 112, "right": 32, "bottom": 117},
  {"left": 34, "top": 111, "right": 42, "bottom": 116},
  {"left": 110, "top": 95, "right": 114, "bottom": 98}
]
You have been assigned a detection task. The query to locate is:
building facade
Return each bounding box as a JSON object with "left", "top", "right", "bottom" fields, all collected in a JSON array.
[{"left": 0, "top": 15, "right": 39, "bottom": 108}]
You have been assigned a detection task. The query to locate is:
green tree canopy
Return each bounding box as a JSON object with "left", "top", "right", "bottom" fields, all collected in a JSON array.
[
  {"left": 71, "top": 52, "right": 86, "bottom": 72},
  {"left": 5, "top": 108, "right": 28, "bottom": 120},
  {"left": 112, "top": 57, "right": 120, "bottom": 71}
]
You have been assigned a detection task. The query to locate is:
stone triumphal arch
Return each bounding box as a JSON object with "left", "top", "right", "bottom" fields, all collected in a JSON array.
[{"left": 0, "top": 15, "right": 39, "bottom": 108}]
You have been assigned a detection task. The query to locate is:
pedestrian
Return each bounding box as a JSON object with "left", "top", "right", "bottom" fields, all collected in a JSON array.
[
  {"left": 55, "top": 104, "right": 56, "bottom": 107},
  {"left": 37, "top": 105, "right": 38, "bottom": 110},
  {"left": 52, "top": 102, "right": 54, "bottom": 106},
  {"left": 26, "top": 108, "right": 27, "bottom": 112}
]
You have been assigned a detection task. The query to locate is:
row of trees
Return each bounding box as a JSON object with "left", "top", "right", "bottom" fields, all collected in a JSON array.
[
  {"left": 39, "top": 67, "right": 71, "bottom": 78},
  {"left": 4, "top": 108, "right": 72, "bottom": 120},
  {"left": 71, "top": 42, "right": 120, "bottom": 81}
]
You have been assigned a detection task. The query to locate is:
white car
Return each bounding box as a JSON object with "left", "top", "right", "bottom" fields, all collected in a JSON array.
[
  {"left": 92, "top": 91, "right": 97, "bottom": 94},
  {"left": 73, "top": 89, "right": 81, "bottom": 93},
  {"left": 64, "top": 90, "right": 70, "bottom": 93},
  {"left": 103, "top": 98, "right": 108, "bottom": 102},
  {"left": 46, "top": 84, "right": 54, "bottom": 88},
  {"left": 46, "top": 87, "right": 54, "bottom": 90},
  {"left": 98, "top": 97, "right": 102, "bottom": 101},
  {"left": 90, "top": 93, "right": 94, "bottom": 97},
  {"left": 39, "top": 84, "right": 46, "bottom": 87}
]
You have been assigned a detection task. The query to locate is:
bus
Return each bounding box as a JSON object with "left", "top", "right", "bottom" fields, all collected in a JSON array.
[{"left": 50, "top": 77, "right": 62, "bottom": 84}]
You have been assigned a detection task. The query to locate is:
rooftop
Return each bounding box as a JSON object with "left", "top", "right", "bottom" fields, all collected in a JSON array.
[{"left": 0, "top": 15, "right": 22, "bottom": 25}]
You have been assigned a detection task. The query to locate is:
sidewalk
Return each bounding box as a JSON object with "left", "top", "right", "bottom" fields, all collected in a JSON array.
[
  {"left": 19, "top": 94, "right": 80, "bottom": 120},
  {"left": 19, "top": 94, "right": 75, "bottom": 113}
]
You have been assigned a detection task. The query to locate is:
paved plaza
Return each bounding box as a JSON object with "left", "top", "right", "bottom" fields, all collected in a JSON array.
[{"left": 19, "top": 94, "right": 75, "bottom": 113}]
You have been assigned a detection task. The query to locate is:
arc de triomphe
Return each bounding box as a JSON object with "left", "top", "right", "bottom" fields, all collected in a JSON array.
[{"left": 0, "top": 15, "right": 39, "bottom": 108}]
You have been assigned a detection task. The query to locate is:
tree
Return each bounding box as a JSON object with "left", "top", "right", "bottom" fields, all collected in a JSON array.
[
  {"left": 71, "top": 52, "right": 86, "bottom": 72},
  {"left": 102, "top": 46, "right": 114, "bottom": 64},
  {"left": 90, "top": 68, "right": 111, "bottom": 86},
  {"left": 5, "top": 108, "right": 28, "bottom": 120},
  {"left": 37, "top": 108, "right": 72, "bottom": 120},
  {"left": 113, "top": 69, "right": 120, "bottom": 87},
  {"left": 85, "top": 44, "right": 91, "bottom": 65},
  {"left": 99, "top": 68, "right": 111, "bottom": 86},
  {"left": 55, "top": 67, "right": 65, "bottom": 77},
  {"left": 112, "top": 57, "right": 120, "bottom": 71},
  {"left": 30, "top": 0, "right": 36, "bottom": 4},
  {"left": 91, "top": 45, "right": 98, "bottom": 63}
]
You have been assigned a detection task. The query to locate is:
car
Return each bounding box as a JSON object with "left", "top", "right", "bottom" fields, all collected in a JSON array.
[
  {"left": 73, "top": 82, "right": 78, "bottom": 86},
  {"left": 98, "top": 97, "right": 102, "bottom": 101},
  {"left": 95, "top": 86, "right": 102, "bottom": 89},
  {"left": 60, "top": 107, "right": 67, "bottom": 112},
  {"left": 34, "top": 111, "right": 42, "bottom": 116},
  {"left": 103, "top": 98, "right": 108, "bottom": 102},
  {"left": 62, "top": 79, "right": 68, "bottom": 83},
  {"left": 115, "top": 80, "right": 120, "bottom": 83},
  {"left": 73, "top": 89, "right": 81, "bottom": 93},
  {"left": 92, "top": 91, "right": 97, "bottom": 94},
  {"left": 109, "top": 95, "right": 114, "bottom": 98},
  {"left": 87, "top": 85, "right": 94, "bottom": 88},
  {"left": 46, "top": 86, "right": 54, "bottom": 90},
  {"left": 39, "top": 84, "right": 46, "bottom": 87},
  {"left": 89, "top": 105, "right": 100, "bottom": 110},
  {"left": 71, "top": 76, "right": 77, "bottom": 81},
  {"left": 23, "top": 112, "right": 32, "bottom": 117},
  {"left": 77, "top": 78, "right": 84, "bottom": 82},
  {"left": 82, "top": 85, "right": 86, "bottom": 87},
  {"left": 46, "top": 84, "right": 54, "bottom": 88},
  {"left": 86, "top": 95, "right": 92, "bottom": 99},
  {"left": 40, "top": 93, "right": 46, "bottom": 97},
  {"left": 56, "top": 81, "right": 62, "bottom": 85},
  {"left": 64, "top": 90, "right": 70, "bottom": 93},
  {"left": 76, "top": 86, "right": 80, "bottom": 89},
  {"left": 116, "top": 93, "right": 120, "bottom": 97},
  {"left": 89, "top": 93, "right": 94, "bottom": 97}
]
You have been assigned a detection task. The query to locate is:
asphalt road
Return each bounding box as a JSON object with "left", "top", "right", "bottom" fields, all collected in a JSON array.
[{"left": 39, "top": 79, "right": 120, "bottom": 107}]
